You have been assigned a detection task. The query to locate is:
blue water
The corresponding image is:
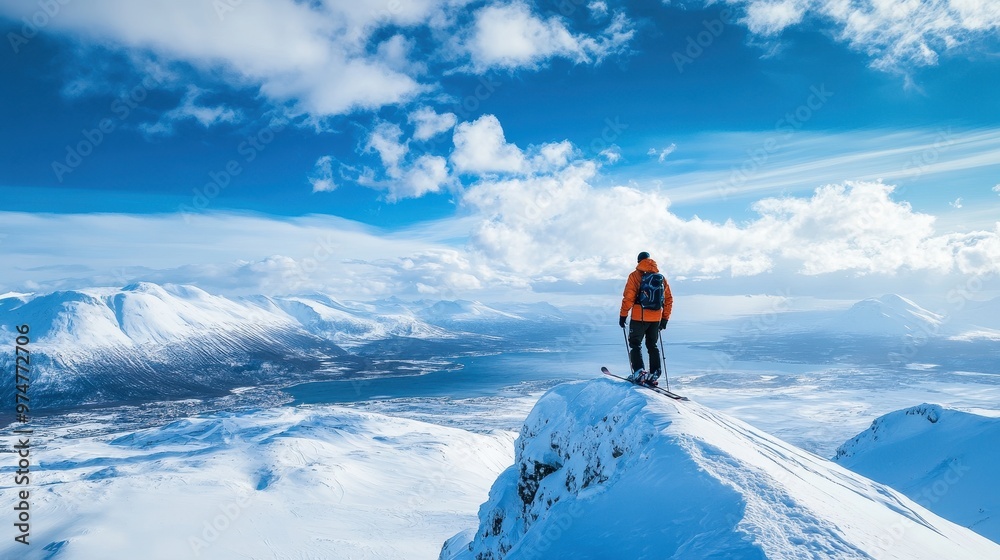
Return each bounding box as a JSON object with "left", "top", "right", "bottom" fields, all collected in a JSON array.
[
  {"left": 285, "top": 350, "right": 605, "bottom": 405},
  {"left": 284, "top": 334, "right": 721, "bottom": 406}
]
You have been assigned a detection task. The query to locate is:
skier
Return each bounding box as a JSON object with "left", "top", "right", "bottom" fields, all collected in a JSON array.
[{"left": 618, "top": 251, "right": 673, "bottom": 385}]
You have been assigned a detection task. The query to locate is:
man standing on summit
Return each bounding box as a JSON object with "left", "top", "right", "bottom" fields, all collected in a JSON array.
[{"left": 619, "top": 251, "right": 673, "bottom": 386}]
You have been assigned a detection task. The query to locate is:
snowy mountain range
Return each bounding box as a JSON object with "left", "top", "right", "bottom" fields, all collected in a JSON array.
[
  {"left": 705, "top": 293, "right": 1000, "bottom": 370},
  {"left": 0, "top": 283, "right": 560, "bottom": 411},
  {"left": 444, "top": 379, "right": 1000, "bottom": 559}
]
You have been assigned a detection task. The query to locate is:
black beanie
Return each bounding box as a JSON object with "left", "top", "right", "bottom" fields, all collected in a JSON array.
[{"left": 637, "top": 251, "right": 650, "bottom": 263}]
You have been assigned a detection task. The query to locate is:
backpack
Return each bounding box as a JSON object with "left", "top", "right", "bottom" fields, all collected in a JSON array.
[{"left": 637, "top": 272, "right": 665, "bottom": 310}]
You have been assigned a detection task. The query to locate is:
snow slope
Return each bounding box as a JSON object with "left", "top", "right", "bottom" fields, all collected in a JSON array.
[
  {"left": 444, "top": 379, "right": 1000, "bottom": 559},
  {"left": 0, "top": 405, "right": 514, "bottom": 560},
  {"left": 834, "top": 404, "right": 1000, "bottom": 543}
]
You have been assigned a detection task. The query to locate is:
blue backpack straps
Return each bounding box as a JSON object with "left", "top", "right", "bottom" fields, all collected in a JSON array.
[{"left": 637, "top": 272, "right": 665, "bottom": 310}]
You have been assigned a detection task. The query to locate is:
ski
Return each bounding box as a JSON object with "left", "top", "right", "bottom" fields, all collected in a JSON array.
[{"left": 601, "top": 366, "right": 689, "bottom": 401}]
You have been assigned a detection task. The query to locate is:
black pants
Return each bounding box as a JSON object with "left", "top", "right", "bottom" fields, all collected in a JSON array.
[{"left": 628, "top": 320, "right": 661, "bottom": 374}]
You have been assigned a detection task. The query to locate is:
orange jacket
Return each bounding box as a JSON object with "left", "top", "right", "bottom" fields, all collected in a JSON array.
[{"left": 619, "top": 258, "right": 673, "bottom": 322}]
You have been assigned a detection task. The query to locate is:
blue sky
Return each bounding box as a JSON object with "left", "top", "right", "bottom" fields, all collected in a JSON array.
[{"left": 2, "top": 0, "right": 999, "bottom": 305}]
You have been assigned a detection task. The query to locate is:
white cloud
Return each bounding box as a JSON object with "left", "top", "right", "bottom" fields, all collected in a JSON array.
[
  {"left": 733, "top": 0, "right": 1000, "bottom": 69},
  {"left": 139, "top": 86, "right": 241, "bottom": 137},
  {"left": 5, "top": 177, "right": 1000, "bottom": 300},
  {"left": 394, "top": 155, "right": 453, "bottom": 201},
  {"left": 599, "top": 146, "right": 622, "bottom": 163},
  {"left": 409, "top": 107, "right": 458, "bottom": 141},
  {"left": 461, "top": 165, "right": 1000, "bottom": 281},
  {"left": 648, "top": 144, "right": 677, "bottom": 163},
  {"left": 464, "top": 2, "right": 633, "bottom": 71},
  {"left": 589, "top": 1, "right": 610, "bottom": 19},
  {"left": 0, "top": 0, "right": 448, "bottom": 116},
  {"left": 0, "top": 0, "right": 636, "bottom": 119},
  {"left": 950, "top": 197, "right": 963, "bottom": 209},
  {"left": 993, "top": 183, "right": 1000, "bottom": 194},
  {"left": 743, "top": 0, "right": 805, "bottom": 35},
  {"left": 347, "top": 122, "right": 454, "bottom": 200},
  {"left": 451, "top": 115, "right": 527, "bottom": 174},
  {"left": 309, "top": 156, "right": 337, "bottom": 193},
  {"left": 365, "top": 122, "right": 409, "bottom": 175}
]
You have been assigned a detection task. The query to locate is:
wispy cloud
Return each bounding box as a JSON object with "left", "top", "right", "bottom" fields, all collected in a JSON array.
[
  {"left": 648, "top": 144, "right": 677, "bottom": 163},
  {"left": 728, "top": 0, "right": 1000, "bottom": 69},
  {"left": 139, "top": 86, "right": 242, "bottom": 137},
  {"left": 631, "top": 127, "right": 1000, "bottom": 214}
]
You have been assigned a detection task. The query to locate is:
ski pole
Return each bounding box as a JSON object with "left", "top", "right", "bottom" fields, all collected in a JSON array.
[
  {"left": 658, "top": 328, "right": 670, "bottom": 392},
  {"left": 621, "top": 325, "right": 632, "bottom": 376}
]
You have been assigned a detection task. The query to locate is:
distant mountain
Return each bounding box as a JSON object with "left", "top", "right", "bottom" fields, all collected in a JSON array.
[
  {"left": 443, "top": 380, "right": 1000, "bottom": 559},
  {"left": 825, "top": 294, "right": 945, "bottom": 336},
  {"left": 0, "top": 283, "right": 568, "bottom": 411},
  {"left": 950, "top": 296, "right": 1000, "bottom": 340},
  {"left": 0, "top": 283, "right": 347, "bottom": 410},
  {"left": 835, "top": 404, "right": 1000, "bottom": 543},
  {"left": 700, "top": 293, "right": 1000, "bottom": 369},
  {"left": 266, "top": 293, "right": 457, "bottom": 348}
]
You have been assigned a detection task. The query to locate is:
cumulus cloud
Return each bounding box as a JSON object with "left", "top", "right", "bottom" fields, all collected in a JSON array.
[
  {"left": 394, "top": 155, "right": 453, "bottom": 201},
  {"left": 345, "top": 121, "right": 455, "bottom": 200},
  {"left": 461, "top": 165, "right": 1000, "bottom": 282},
  {"left": 5, "top": 177, "right": 1000, "bottom": 299},
  {"left": 451, "top": 115, "right": 528, "bottom": 174},
  {"left": 463, "top": 1, "right": 633, "bottom": 71},
  {"left": 365, "top": 122, "right": 409, "bottom": 175},
  {"left": 409, "top": 107, "right": 458, "bottom": 141}
]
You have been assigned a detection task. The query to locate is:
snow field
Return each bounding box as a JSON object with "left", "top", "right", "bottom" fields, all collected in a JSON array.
[{"left": 0, "top": 406, "right": 514, "bottom": 560}]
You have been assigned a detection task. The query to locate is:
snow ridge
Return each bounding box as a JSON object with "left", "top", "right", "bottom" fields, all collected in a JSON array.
[{"left": 445, "top": 379, "right": 1000, "bottom": 559}]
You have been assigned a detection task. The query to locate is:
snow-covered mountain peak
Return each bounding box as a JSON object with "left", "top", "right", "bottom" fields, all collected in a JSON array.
[
  {"left": 421, "top": 300, "right": 523, "bottom": 322},
  {"left": 830, "top": 293, "right": 944, "bottom": 336},
  {"left": 445, "top": 380, "right": 1000, "bottom": 559}
]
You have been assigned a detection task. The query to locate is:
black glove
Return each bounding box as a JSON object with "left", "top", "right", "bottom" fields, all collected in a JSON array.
[
  {"left": 619, "top": 316, "right": 627, "bottom": 328},
  {"left": 659, "top": 318, "right": 668, "bottom": 330}
]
